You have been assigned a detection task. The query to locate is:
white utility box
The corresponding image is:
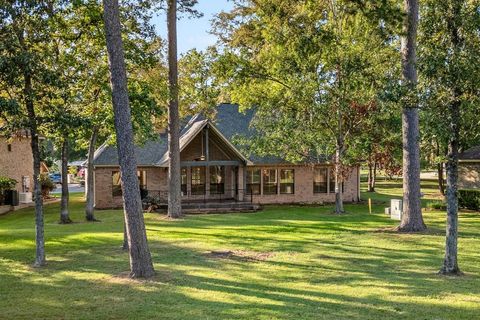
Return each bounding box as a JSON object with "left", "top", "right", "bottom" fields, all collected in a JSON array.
[
  {"left": 19, "top": 192, "right": 33, "bottom": 204},
  {"left": 390, "top": 199, "right": 403, "bottom": 220}
]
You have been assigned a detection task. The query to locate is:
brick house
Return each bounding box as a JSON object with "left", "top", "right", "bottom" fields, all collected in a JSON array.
[
  {"left": 92, "top": 104, "right": 361, "bottom": 209},
  {"left": 0, "top": 134, "right": 34, "bottom": 193},
  {"left": 459, "top": 145, "right": 480, "bottom": 189}
]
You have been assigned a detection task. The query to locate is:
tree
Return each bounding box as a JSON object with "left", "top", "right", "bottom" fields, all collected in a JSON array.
[
  {"left": 213, "top": 0, "right": 400, "bottom": 213},
  {"left": 102, "top": 0, "right": 154, "bottom": 278},
  {"left": 0, "top": 1, "right": 64, "bottom": 266},
  {"left": 166, "top": 0, "right": 182, "bottom": 218},
  {"left": 418, "top": 0, "right": 480, "bottom": 275},
  {"left": 397, "top": 0, "right": 426, "bottom": 232}
]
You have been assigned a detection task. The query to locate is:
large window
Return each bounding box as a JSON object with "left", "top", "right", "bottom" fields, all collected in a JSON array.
[
  {"left": 181, "top": 168, "right": 187, "bottom": 195},
  {"left": 112, "top": 171, "right": 122, "bottom": 197},
  {"left": 263, "top": 169, "right": 278, "bottom": 195},
  {"left": 280, "top": 169, "right": 295, "bottom": 194},
  {"left": 112, "top": 170, "right": 147, "bottom": 197},
  {"left": 210, "top": 166, "right": 225, "bottom": 194},
  {"left": 313, "top": 168, "right": 328, "bottom": 193},
  {"left": 191, "top": 166, "right": 206, "bottom": 195},
  {"left": 246, "top": 168, "right": 261, "bottom": 195}
]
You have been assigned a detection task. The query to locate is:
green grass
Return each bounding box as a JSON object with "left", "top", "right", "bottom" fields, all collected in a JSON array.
[{"left": 0, "top": 182, "right": 479, "bottom": 319}]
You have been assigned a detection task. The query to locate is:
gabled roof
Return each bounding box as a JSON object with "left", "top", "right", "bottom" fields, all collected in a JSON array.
[
  {"left": 459, "top": 145, "right": 480, "bottom": 161},
  {"left": 92, "top": 103, "right": 321, "bottom": 167},
  {"left": 93, "top": 104, "right": 252, "bottom": 166}
]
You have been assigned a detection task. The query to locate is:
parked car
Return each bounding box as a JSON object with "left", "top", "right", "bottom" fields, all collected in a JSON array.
[{"left": 49, "top": 173, "right": 62, "bottom": 184}]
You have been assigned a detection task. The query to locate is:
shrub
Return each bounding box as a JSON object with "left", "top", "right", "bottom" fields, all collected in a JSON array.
[
  {"left": 427, "top": 201, "right": 447, "bottom": 211},
  {"left": 39, "top": 173, "right": 56, "bottom": 197},
  {"left": 458, "top": 189, "right": 480, "bottom": 211},
  {"left": 0, "top": 176, "right": 17, "bottom": 191}
]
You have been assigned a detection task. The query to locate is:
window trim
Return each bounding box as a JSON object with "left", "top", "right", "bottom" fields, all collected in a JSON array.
[
  {"left": 262, "top": 168, "right": 278, "bottom": 195},
  {"left": 313, "top": 167, "right": 328, "bottom": 194},
  {"left": 246, "top": 168, "right": 261, "bottom": 195},
  {"left": 280, "top": 169, "right": 295, "bottom": 194}
]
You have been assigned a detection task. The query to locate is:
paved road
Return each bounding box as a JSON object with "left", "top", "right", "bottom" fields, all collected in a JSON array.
[{"left": 51, "top": 184, "right": 84, "bottom": 194}]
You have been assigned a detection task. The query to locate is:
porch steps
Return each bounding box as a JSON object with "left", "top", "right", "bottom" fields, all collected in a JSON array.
[{"left": 154, "top": 201, "right": 261, "bottom": 214}]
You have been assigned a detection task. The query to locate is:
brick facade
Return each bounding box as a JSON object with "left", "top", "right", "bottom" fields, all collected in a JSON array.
[
  {"left": 459, "top": 162, "right": 480, "bottom": 189},
  {"left": 0, "top": 137, "right": 34, "bottom": 193},
  {"left": 93, "top": 163, "right": 360, "bottom": 209}
]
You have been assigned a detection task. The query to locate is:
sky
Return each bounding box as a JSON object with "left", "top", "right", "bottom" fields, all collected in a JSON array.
[{"left": 152, "top": 1, "right": 234, "bottom": 55}]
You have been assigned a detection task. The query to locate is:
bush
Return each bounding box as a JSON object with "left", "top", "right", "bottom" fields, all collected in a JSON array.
[
  {"left": 0, "top": 176, "right": 17, "bottom": 191},
  {"left": 427, "top": 201, "right": 447, "bottom": 211},
  {"left": 458, "top": 189, "right": 480, "bottom": 211},
  {"left": 39, "top": 173, "right": 56, "bottom": 197}
]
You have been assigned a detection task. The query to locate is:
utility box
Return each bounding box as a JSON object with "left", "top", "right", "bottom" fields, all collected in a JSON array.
[
  {"left": 19, "top": 192, "right": 33, "bottom": 204},
  {"left": 390, "top": 199, "right": 403, "bottom": 220}
]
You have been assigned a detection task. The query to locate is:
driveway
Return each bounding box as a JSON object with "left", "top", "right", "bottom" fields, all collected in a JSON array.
[{"left": 51, "top": 184, "right": 84, "bottom": 194}]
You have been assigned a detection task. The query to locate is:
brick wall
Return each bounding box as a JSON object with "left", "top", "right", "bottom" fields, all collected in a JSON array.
[
  {"left": 94, "top": 166, "right": 167, "bottom": 209},
  {"left": 248, "top": 164, "right": 359, "bottom": 205},
  {"left": 459, "top": 162, "right": 480, "bottom": 189},
  {"left": 93, "top": 163, "right": 360, "bottom": 209},
  {"left": 0, "top": 137, "right": 34, "bottom": 193}
]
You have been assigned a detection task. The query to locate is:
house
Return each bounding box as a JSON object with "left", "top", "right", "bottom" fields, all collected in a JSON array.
[
  {"left": 92, "top": 104, "right": 361, "bottom": 210},
  {"left": 0, "top": 133, "right": 34, "bottom": 194},
  {"left": 459, "top": 145, "right": 480, "bottom": 189}
]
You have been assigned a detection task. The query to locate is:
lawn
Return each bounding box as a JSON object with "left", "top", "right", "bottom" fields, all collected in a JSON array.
[{"left": 0, "top": 181, "right": 479, "bottom": 319}]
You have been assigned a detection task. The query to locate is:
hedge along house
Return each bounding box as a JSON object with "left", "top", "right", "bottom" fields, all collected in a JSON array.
[
  {"left": 92, "top": 104, "right": 361, "bottom": 210},
  {"left": 459, "top": 145, "right": 480, "bottom": 189}
]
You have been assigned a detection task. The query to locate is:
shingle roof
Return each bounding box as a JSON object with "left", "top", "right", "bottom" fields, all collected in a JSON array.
[
  {"left": 459, "top": 145, "right": 480, "bottom": 160},
  {"left": 93, "top": 103, "right": 311, "bottom": 166}
]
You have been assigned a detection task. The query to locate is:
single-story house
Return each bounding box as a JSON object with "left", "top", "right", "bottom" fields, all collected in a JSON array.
[
  {"left": 0, "top": 133, "right": 34, "bottom": 194},
  {"left": 459, "top": 145, "right": 480, "bottom": 189},
  {"left": 92, "top": 104, "right": 360, "bottom": 209}
]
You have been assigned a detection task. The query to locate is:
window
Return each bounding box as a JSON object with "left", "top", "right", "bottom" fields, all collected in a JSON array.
[
  {"left": 7, "top": 144, "right": 12, "bottom": 152},
  {"left": 263, "top": 169, "right": 278, "bottom": 195},
  {"left": 210, "top": 166, "right": 225, "bottom": 194},
  {"left": 314, "top": 168, "right": 328, "bottom": 193},
  {"left": 246, "top": 168, "right": 261, "bottom": 195},
  {"left": 280, "top": 169, "right": 294, "bottom": 194},
  {"left": 112, "top": 171, "right": 122, "bottom": 197},
  {"left": 112, "top": 170, "right": 147, "bottom": 197},
  {"left": 181, "top": 168, "right": 187, "bottom": 195},
  {"left": 191, "top": 166, "right": 206, "bottom": 195},
  {"left": 138, "top": 170, "right": 147, "bottom": 190}
]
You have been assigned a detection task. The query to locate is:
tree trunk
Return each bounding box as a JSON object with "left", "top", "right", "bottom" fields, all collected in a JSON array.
[
  {"left": 440, "top": 98, "right": 461, "bottom": 275},
  {"left": 59, "top": 137, "right": 72, "bottom": 224},
  {"left": 24, "top": 72, "right": 45, "bottom": 267},
  {"left": 103, "top": 0, "right": 154, "bottom": 278},
  {"left": 440, "top": 1, "right": 462, "bottom": 276},
  {"left": 367, "top": 162, "right": 375, "bottom": 192},
  {"left": 398, "top": 0, "right": 426, "bottom": 232},
  {"left": 85, "top": 126, "right": 99, "bottom": 221},
  {"left": 167, "top": 0, "right": 182, "bottom": 219},
  {"left": 436, "top": 139, "right": 445, "bottom": 196},
  {"left": 334, "top": 140, "right": 344, "bottom": 214},
  {"left": 373, "top": 162, "right": 377, "bottom": 190},
  {"left": 437, "top": 163, "right": 445, "bottom": 196}
]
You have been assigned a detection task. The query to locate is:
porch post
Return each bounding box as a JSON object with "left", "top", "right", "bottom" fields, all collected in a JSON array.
[{"left": 238, "top": 165, "right": 245, "bottom": 201}]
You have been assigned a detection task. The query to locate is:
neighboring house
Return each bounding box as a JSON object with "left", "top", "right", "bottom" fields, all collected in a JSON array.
[
  {"left": 0, "top": 134, "right": 34, "bottom": 193},
  {"left": 459, "top": 145, "right": 480, "bottom": 189},
  {"left": 92, "top": 104, "right": 360, "bottom": 209}
]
